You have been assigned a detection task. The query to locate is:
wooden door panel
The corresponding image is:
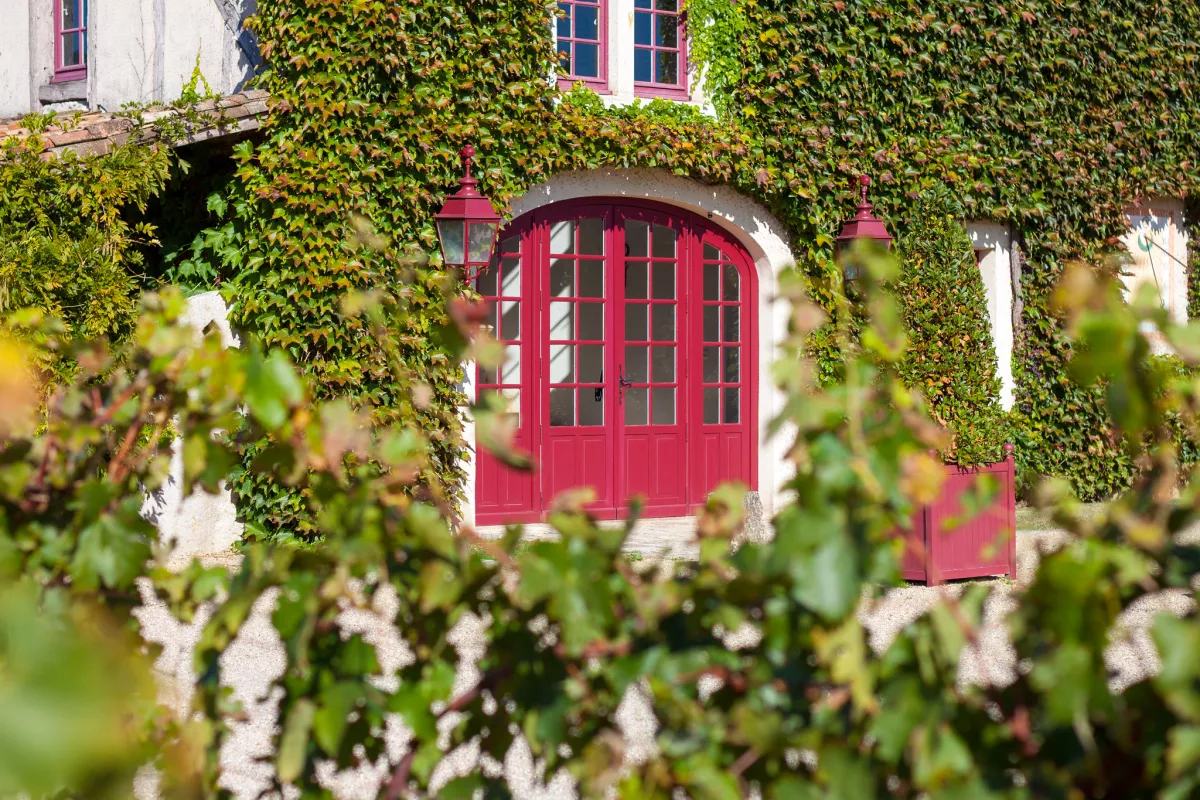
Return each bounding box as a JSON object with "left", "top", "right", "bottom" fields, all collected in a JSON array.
[
  {"left": 686, "top": 229, "right": 757, "bottom": 507},
  {"left": 538, "top": 207, "right": 617, "bottom": 515},
  {"left": 615, "top": 207, "right": 689, "bottom": 516},
  {"left": 474, "top": 223, "right": 539, "bottom": 525}
]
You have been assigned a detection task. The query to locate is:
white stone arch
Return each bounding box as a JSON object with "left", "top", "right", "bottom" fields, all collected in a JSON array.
[{"left": 463, "top": 167, "right": 797, "bottom": 525}]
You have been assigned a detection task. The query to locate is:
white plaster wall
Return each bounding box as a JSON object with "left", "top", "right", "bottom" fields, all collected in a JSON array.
[
  {"left": 462, "top": 168, "right": 796, "bottom": 525},
  {"left": 967, "top": 222, "right": 1016, "bottom": 410},
  {"left": 162, "top": 0, "right": 253, "bottom": 99},
  {"left": 0, "top": 0, "right": 32, "bottom": 117},
  {"left": 1122, "top": 199, "right": 1190, "bottom": 327},
  {"left": 91, "top": 0, "right": 248, "bottom": 110},
  {"left": 91, "top": 0, "right": 159, "bottom": 109},
  {"left": 28, "top": 0, "right": 56, "bottom": 109},
  {"left": 150, "top": 291, "right": 244, "bottom": 563}
]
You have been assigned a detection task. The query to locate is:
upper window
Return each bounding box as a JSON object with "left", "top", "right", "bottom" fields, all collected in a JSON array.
[
  {"left": 556, "top": 0, "right": 606, "bottom": 90},
  {"left": 54, "top": 0, "right": 88, "bottom": 83},
  {"left": 634, "top": 0, "right": 686, "bottom": 98}
]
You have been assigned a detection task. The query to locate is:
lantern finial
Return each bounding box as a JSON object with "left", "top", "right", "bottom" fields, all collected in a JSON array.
[
  {"left": 460, "top": 145, "right": 476, "bottom": 182},
  {"left": 835, "top": 173, "right": 894, "bottom": 258}
]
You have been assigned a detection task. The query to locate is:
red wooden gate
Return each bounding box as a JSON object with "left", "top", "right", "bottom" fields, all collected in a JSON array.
[{"left": 473, "top": 200, "right": 757, "bottom": 525}]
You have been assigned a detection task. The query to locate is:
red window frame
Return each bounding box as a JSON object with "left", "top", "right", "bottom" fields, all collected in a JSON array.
[
  {"left": 555, "top": 0, "right": 608, "bottom": 93},
  {"left": 54, "top": 0, "right": 88, "bottom": 83},
  {"left": 633, "top": 0, "right": 688, "bottom": 100}
]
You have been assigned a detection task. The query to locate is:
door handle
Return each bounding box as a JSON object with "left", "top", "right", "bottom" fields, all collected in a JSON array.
[{"left": 619, "top": 366, "right": 631, "bottom": 389}]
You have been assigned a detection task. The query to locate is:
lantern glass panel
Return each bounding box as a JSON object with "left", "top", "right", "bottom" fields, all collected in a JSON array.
[
  {"left": 438, "top": 219, "right": 466, "bottom": 266},
  {"left": 468, "top": 221, "right": 499, "bottom": 263}
]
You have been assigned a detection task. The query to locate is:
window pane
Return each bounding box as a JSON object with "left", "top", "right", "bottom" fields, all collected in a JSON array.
[
  {"left": 479, "top": 363, "right": 497, "bottom": 384},
  {"left": 625, "top": 220, "right": 649, "bottom": 257},
  {"left": 652, "top": 387, "right": 675, "bottom": 424},
  {"left": 62, "top": 0, "right": 79, "bottom": 28},
  {"left": 578, "top": 344, "right": 604, "bottom": 383},
  {"left": 550, "top": 388, "right": 575, "bottom": 426},
  {"left": 575, "top": 4, "right": 598, "bottom": 40},
  {"left": 703, "top": 388, "right": 720, "bottom": 424},
  {"left": 501, "top": 256, "right": 521, "bottom": 295},
  {"left": 651, "top": 262, "right": 674, "bottom": 299},
  {"left": 703, "top": 306, "right": 719, "bottom": 342},
  {"left": 634, "top": 47, "right": 652, "bottom": 82},
  {"left": 656, "top": 14, "right": 678, "bottom": 48},
  {"left": 723, "top": 347, "right": 739, "bottom": 382},
  {"left": 579, "top": 260, "right": 604, "bottom": 297},
  {"left": 579, "top": 302, "right": 604, "bottom": 340},
  {"left": 574, "top": 43, "right": 599, "bottom": 77},
  {"left": 550, "top": 258, "right": 574, "bottom": 297},
  {"left": 549, "top": 344, "right": 575, "bottom": 383},
  {"left": 579, "top": 387, "right": 604, "bottom": 426},
  {"left": 656, "top": 50, "right": 678, "bottom": 85},
  {"left": 625, "top": 304, "right": 648, "bottom": 340},
  {"left": 550, "top": 221, "right": 575, "bottom": 254},
  {"left": 652, "top": 345, "right": 675, "bottom": 382},
  {"left": 625, "top": 261, "right": 648, "bottom": 299},
  {"left": 549, "top": 302, "right": 573, "bottom": 340},
  {"left": 558, "top": 43, "right": 572, "bottom": 73},
  {"left": 579, "top": 217, "right": 604, "bottom": 254},
  {"left": 501, "top": 236, "right": 520, "bottom": 254},
  {"left": 651, "top": 224, "right": 676, "bottom": 257},
  {"left": 703, "top": 243, "right": 721, "bottom": 260},
  {"left": 556, "top": 2, "right": 572, "bottom": 39},
  {"left": 625, "top": 387, "right": 648, "bottom": 425},
  {"left": 723, "top": 263, "right": 740, "bottom": 300},
  {"left": 476, "top": 266, "right": 497, "bottom": 296},
  {"left": 438, "top": 220, "right": 465, "bottom": 265},
  {"left": 723, "top": 387, "right": 740, "bottom": 424},
  {"left": 468, "top": 222, "right": 497, "bottom": 263},
  {"left": 502, "top": 344, "right": 521, "bottom": 383},
  {"left": 704, "top": 264, "right": 719, "bottom": 300},
  {"left": 634, "top": 11, "right": 652, "bottom": 45},
  {"left": 499, "top": 388, "right": 521, "bottom": 426},
  {"left": 625, "top": 345, "right": 648, "bottom": 383},
  {"left": 723, "top": 305, "right": 740, "bottom": 342},
  {"left": 483, "top": 301, "right": 498, "bottom": 334},
  {"left": 501, "top": 300, "right": 521, "bottom": 340},
  {"left": 703, "top": 346, "right": 719, "bottom": 383},
  {"left": 655, "top": 0, "right": 677, "bottom": 9},
  {"left": 651, "top": 304, "right": 674, "bottom": 341}
]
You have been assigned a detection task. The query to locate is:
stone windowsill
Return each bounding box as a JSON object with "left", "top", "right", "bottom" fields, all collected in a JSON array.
[{"left": 38, "top": 80, "right": 87, "bottom": 104}]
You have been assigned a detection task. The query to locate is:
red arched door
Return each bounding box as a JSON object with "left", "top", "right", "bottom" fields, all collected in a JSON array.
[{"left": 473, "top": 200, "right": 756, "bottom": 524}]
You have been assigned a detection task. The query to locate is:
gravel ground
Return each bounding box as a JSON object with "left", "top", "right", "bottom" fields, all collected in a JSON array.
[{"left": 133, "top": 525, "right": 1194, "bottom": 799}]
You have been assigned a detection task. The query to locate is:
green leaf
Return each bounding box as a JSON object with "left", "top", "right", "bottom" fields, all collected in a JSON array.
[
  {"left": 277, "top": 699, "right": 316, "bottom": 783},
  {"left": 69, "top": 517, "right": 151, "bottom": 591},
  {"left": 313, "top": 683, "right": 360, "bottom": 756}
]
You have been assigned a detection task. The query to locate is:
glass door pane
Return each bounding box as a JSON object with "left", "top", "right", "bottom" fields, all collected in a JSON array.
[
  {"left": 621, "top": 220, "right": 678, "bottom": 425},
  {"left": 547, "top": 218, "right": 606, "bottom": 427}
]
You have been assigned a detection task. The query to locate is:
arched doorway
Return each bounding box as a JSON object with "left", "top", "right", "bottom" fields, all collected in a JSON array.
[{"left": 473, "top": 199, "right": 757, "bottom": 524}]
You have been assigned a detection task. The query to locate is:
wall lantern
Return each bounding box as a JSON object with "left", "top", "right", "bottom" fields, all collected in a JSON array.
[
  {"left": 835, "top": 174, "right": 894, "bottom": 282},
  {"left": 434, "top": 144, "right": 502, "bottom": 283}
]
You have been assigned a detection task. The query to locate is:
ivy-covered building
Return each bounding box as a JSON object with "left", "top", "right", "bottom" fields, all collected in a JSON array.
[{"left": 1, "top": 0, "right": 1197, "bottom": 539}]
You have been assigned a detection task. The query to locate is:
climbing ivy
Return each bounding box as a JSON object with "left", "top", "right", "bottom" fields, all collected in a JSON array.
[
  {"left": 895, "top": 190, "right": 1007, "bottom": 467},
  {"left": 0, "top": 135, "right": 172, "bottom": 383},
  {"left": 198, "top": 0, "right": 1200, "bottom": 521}
]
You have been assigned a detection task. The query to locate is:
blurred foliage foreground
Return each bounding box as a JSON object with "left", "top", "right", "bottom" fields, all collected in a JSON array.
[{"left": 4, "top": 245, "right": 1200, "bottom": 799}]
